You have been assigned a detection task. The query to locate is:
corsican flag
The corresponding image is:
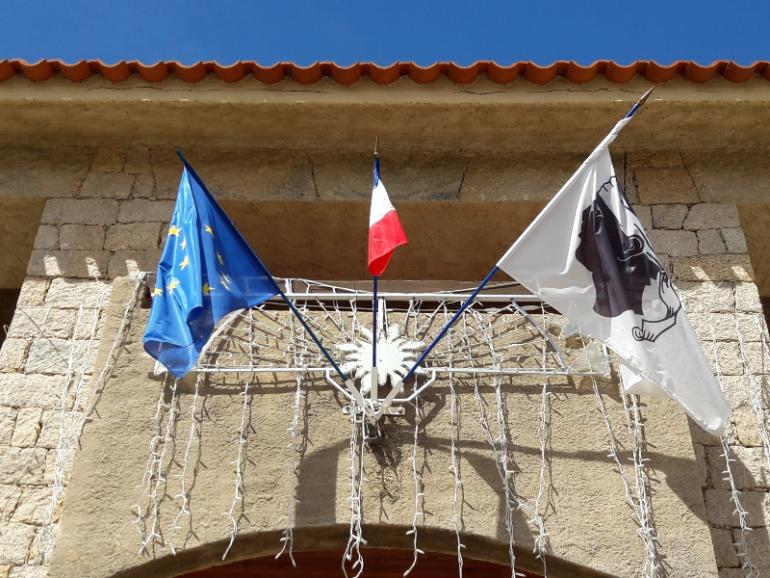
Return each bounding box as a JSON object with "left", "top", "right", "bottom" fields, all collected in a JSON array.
[
  {"left": 497, "top": 117, "right": 730, "bottom": 434},
  {"left": 368, "top": 158, "right": 407, "bottom": 276},
  {"left": 144, "top": 161, "right": 280, "bottom": 377}
]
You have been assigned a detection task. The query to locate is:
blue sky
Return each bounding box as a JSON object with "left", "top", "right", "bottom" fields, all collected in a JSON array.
[{"left": 1, "top": 0, "right": 767, "bottom": 65}]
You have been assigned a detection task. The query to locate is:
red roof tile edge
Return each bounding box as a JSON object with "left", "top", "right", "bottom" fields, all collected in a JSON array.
[{"left": 0, "top": 59, "right": 768, "bottom": 85}]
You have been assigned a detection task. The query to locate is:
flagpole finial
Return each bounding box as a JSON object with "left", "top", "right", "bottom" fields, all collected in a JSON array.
[
  {"left": 637, "top": 85, "right": 655, "bottom": 107},
  {"left": 175, "top": 148, "right": 188, "bottom": 164},
  {"left": 373, "top": 136, "right": 379, "bottom": 158},
  {"left": 625, "top": 86, "right": 656, "bottom": 119}
]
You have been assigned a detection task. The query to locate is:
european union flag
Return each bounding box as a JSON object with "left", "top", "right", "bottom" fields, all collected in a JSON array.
[{"left": 143, "top": 161, "right": 280, "bottom": 377}]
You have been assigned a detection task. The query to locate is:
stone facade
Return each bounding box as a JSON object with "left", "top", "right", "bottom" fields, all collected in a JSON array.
[{"left": 0, "top": 81, "right": 768, "bottom": 577}]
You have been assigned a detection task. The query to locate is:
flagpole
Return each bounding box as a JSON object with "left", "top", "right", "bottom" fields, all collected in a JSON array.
[
  {"left": 174, "top": 149, "right": 357, "bottom": 399},
  {"left": 371, "top": 138, "right": 380, "bottom": 400},
  {"left": 396, "top": 86, "right": 656, "bottom": 388}
]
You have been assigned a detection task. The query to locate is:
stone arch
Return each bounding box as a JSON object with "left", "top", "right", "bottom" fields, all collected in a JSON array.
[{"left": 106, "top": 525, "right": 614, "bottom": 578}]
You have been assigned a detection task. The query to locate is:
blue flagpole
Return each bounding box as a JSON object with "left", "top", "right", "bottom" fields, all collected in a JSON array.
[
  {"left": 174, "top": 149, "right": 350, "bottom": 385},
  {"left": 401, "top": 265, "right": 500, "bottom": 383},
  {"left": 370, "top": 142, "right": 381, "bottom": 398}
]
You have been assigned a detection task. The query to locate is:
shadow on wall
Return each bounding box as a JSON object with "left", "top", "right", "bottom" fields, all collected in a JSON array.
[
  {"left": 154, "top": 374, "right": 718, "bottom": 558},
  {"left": 222, "top": 200, "right": 545, "bottom": 281}
]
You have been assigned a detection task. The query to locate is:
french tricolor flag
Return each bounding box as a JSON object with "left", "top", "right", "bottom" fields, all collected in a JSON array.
[{"left": 368, "top": 158, "right": 408, "bottom": 276}]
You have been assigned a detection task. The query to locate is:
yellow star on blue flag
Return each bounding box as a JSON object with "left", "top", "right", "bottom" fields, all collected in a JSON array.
[{"left": 143, "top": 161, "right": 280, "bottom": 377}]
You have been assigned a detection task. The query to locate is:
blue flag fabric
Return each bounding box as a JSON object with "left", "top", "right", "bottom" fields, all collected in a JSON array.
[{"left": 143, "top": 165, "right": 280, "bottom": 377}]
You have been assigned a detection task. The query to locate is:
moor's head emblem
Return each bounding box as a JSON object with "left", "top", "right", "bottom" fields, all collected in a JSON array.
[{"left": 575, "top": 178, "right": 681, "bottom": 343}]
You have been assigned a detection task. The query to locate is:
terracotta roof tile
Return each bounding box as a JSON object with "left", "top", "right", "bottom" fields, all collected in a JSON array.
[{"left": 0, "top": 59, "right": 768, "bottom": 85}]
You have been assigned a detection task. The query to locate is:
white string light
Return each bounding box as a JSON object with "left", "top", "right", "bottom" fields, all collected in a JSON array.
[
  {"left": 342, "top": 413, "right": 366, "bottom": 578},
  {"left": 222, "top": 376, "right": 252, "bottom": 560},
  {"left": 276, "top": 307, "right": 309, "bottom": 566},
  {"left": 442, "top": 304, "right": 466, "bottom": 578},
  {"left": 403, "top": 388, "right": 425, "bottom": 576},
  {"left": 582, "top": 337, "right": 658, "bottom": 577},
  {"left": 696, "top": 286, "right": 758, "bottom": 577},
  {"left": 747, "top": 315, "right": 770, "bottom": 475},
  {"left": 169, "top": 373, "right": 202, "bottom": 554},
  {"left": 36, "top": 276, "right": 142, "bottom": 563},
  {"left": 621, "top": 392, "right": 662, "bottom": 578}
]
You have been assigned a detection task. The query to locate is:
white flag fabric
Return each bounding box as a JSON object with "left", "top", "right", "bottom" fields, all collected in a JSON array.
[{"left": 497, "top": 144, "right": 730, "bottom": 434}]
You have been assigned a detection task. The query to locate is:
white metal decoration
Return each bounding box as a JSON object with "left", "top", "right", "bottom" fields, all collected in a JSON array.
[
  {"left": 137, "top": 276, "right": 742, "bottom": 578},
  {"left": 184, "top": 278, "right": 614, "bottom": 575}
]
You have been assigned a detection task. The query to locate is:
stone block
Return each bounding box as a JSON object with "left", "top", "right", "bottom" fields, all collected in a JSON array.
[
  {"left": 677, "top": 282, "right": 734, "bottom": 312},
  {"left": 734, "top": 283, "right": 763, "bottom": 313},
  {"left": 79, "top": 171, "right": 134, "bottom": 200},
  {"left": 717, "top": 570, "right": 743, "bottom": 578},
  {"left": 131, "top": 172, "right": 155, "bottom": 198},
  {"left": 8, "top": 566, "right": 48, "bottom": 578},
  {"left": 0, "top": 374, "right": 66, "bottom": 410},
  {"left": 461, "top": 153, "right": 585, "bottom": 202},
  {"left": 0, "top": 448, "right": 47, "bottom": 485},
  {"left": 11, "top": 487, "right": 52, "bottom": 525},
  {"left": 707, "top": 446, "right": 770, "bottom": 490},
  {"left": 0, "top": 147, "right": 91, "bottom": 200},
  {"left": 672, "top": 255, "right": 753, "bottom": 283},
  {"left": 705, "top": 488, "right": 770, "bottom": 527},
  {"left": 681, "top": 312, "right": 734, "bottom": 341},
  {"left": 0, "top": 484, "right": 21, "bottom": 522},
  {"left": 11, "top": 408, "right": 41, "bottom": 448},
  {"left": 43, "top": 448, "right": 74, "bottom": 485},
  {"left": 124, "top": 144, "right": 151, "bottom": 174},
  {"left": 628, "top": 151, "right": 684, "bottom": 168},
  {"left": 36, "top": 410, "right": 60, "bottom": 449},
  {"left": 314, "top": 151, "right": 467, "bottom": 201},
  {"left": 32, "top": 225, "right": 58, "bottom": 250},
  {"left": 118, "top": 200, "right": 175, "bottom": 223},
  {"left": 41, "top": 199, "right": 119, "bottom": 225},
  {"left": 44, "top": 278, "right": 110, "bottom": 309},
  {"left": 702, "top": 341, "right": 743, "bottom": 376},
  {"left": 25, "top": 338, "right": 95, "bottom": 376},
  {"left": 631, "top": 204, "right": 652, "bottom": 230},
  {"left": 26, "top": 250, "right": 110, "bottom": 279},
  {"left": 722, "top": 228, "right": 748, "bottom": 254},
  {"left": 0, "top": 338, "right": 29, "bottom": 372},
  {"left": 649, "top": 229, "right": 697, "bottom": 256},
  {"left": 90, "top": 147, "right": 126, "bottom": 173},
  {"left": 155, "top": 149, "right": 315, "bottom": 201},
  {"left": 107, "top": 250, "right": 162, "bottom": 278},
  {"left": 0, "top": 522, "right": 36, "bottom": 564},
  {"left": 717, "top": 375, "right": 750, "bottom": 409},
  {"left": 744, "top": 526, "right": 770, "bottom": 569},
  {"left": 651, "top": 204, "right": 688, "bottom": 229},
  {"left": 732, "top": 406, "right": 768, "bottom": 448},
  {"left": 6, "top": 307, "right": 76, "bottom": 339},
  {"left": 710, "top": 527, "right": 739, "bottom": 568},
  {"left": 0, "top": 407, "right": 15, "bottom": 445},
  {"left": 58, "top": 224, "right": 105, "bottom": 251},
  {"left": 698, "top": 229, "right": 726, "bottom": 255},
  {"left": 15, "top": 279, "right": 48, "bottom": 307},
  {"left": 683, "top": 203, "right": 741, "bottom": 230},
  {"left": 635, "top": 167, "right": 699, "bottom": 204},
  {"left": 735, "top": 313, "right": 764, "bottom": 342},
  {"left": 104, "top": 223, "right": 161, "bottom": 251},
  {"left": 684, "top": 151, "right": 770, "bottom": 203}
]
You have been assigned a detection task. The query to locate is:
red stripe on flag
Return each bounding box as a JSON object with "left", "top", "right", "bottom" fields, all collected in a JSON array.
[{"left": 368, "top": 209, "right": 408, "bottom": 276}]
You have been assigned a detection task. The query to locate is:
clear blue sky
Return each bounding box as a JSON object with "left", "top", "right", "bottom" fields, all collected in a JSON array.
[{"left": 1, "top": 0, "right": 766, "bottom": 65}]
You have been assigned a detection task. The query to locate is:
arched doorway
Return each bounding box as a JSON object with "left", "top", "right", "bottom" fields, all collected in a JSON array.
[{"left": 179, "top": 549, "right": 542, "bottom": 577}]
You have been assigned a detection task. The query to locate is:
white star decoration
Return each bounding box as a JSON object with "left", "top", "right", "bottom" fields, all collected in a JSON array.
[{"left": 337, "top": 324, "right": 423, "bottom": 396}]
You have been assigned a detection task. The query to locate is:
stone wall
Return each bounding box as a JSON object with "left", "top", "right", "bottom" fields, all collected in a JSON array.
[
  {"left": 626, "top": 151, "right": 770, "bottom": 578},
  {"left": 0, "top": 144, "right": 768, "bottom": 577}
]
